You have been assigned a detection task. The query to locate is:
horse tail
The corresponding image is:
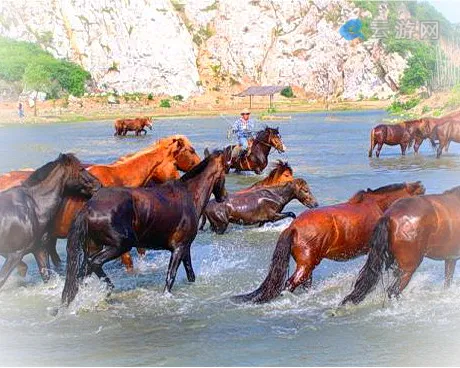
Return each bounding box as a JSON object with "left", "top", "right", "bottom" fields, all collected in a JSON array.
[
  {"left": 368, "top": 128, "right": 375, "bottom": 157},
  {"left": 61, "top": 210, "right": 89, "bottom": 306},
  {"left": 231, "top": 228, "right": 293, "bottom": 303},
  {"left": 341, "top": 217, "right": 394, "bottom": 306}
]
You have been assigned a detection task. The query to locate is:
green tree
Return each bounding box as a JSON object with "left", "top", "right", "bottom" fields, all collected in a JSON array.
[{"left": 22, "top": 63, "right": 54, "bottom": 116}]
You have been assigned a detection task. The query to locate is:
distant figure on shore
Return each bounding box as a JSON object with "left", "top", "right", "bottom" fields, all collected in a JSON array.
[
  {"left": 18, "top": 102, "right": 25, "bottom": 123},
  {"left": 114, "top": 117, "right": 153, "bottom": 136},
  {"left": 231, "top": 108, "right": 255, "bottom": 159}
]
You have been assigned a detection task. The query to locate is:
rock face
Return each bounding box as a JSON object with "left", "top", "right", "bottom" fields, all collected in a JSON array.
[{"left": 0, "top": 0, "right": 408, "bottom": 99}]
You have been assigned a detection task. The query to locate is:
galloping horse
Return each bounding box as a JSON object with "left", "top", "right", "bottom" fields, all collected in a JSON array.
[
  {"left": 114, "top": 117, "right": 153, "bottom": 136},
  {"left": 0, "top": 154, "right": 101, "bottom": 290},
  {"left": 2, "top": 136, "right": 201, "bottom": 275},
  {"left": 233, "top": 182, "right": 425, "bottom": 303},
  {"left": 236, "top": 161, "right": 294, "bottom": 194},
  {"left": 224, "top": 127, "right": 285, "bottom": 174},
  {"left": 201, "top": 178, "right": 318, "bottom": 234},
  {"left": 61, "top": 151, "right": 228, "bottom": 306},
  {"left": 342, "top": 186, "right": 460, "bottom": 306},
  {"left": 368, "top": 123, "right": 412, "bottom": 157}
]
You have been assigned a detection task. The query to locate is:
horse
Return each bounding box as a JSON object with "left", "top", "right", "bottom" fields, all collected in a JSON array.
[
  {"left": 342, "top": 186, "right": 460, "bottom": 306},
  {"left": 201, "top": 179, "right": 318, "bottom": 234},
  {"left": 232, "top": 181, "right": 425, "bottom": 304},
  {"left": 61, "top": 150, "right": 228, "bottom": 306},
  {"left": 224, "top": 127, "right": 286, "bottom": 174},
  {"left": 114, "top": 117, "right": 153, "bottom": 136},
  {"left": 430, "top": 120, "right": 460, "bottom": 158},
  {"left": 0, "top": 154, "right": 101, "bottom": 290},
  {"left": 368, "top": 123, "right": 412, "bottom": 157},
  {"left": 236, "top": 161, "right": 294, "bottom": 194},
  {"left": 3, "top": 136, "right": 201, "bottom": 275}
]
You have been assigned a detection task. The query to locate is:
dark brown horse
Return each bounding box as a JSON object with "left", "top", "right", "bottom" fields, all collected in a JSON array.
[
  {"left": 342, "top": 186, "right": 460, "bottom": 306},
  {"left": 236, "top": 161, "right": 294, "bottom": 194},
  {"left": 430, "top": 119, "right": 460, "bottom": 158},
  {"left": 61, "top": 151, "right": 227, "bottom": 306},
  {"left": 232, "top": 181, "right": 425, "bottom": 303},
  {"left": 114, "top": 117, "right": 153, "bottom": 136},
  {"left": 201, "top": 178, "right": 318, "bottom": 234},
  {"left": 368, "top": 124, "right": 412, "bottom": 157},
  {"left": 224, "top": 127, "right": 286, "bottom": 174},
  {"left": 0, "top": 154, "right": 101, "bottom": 290}
]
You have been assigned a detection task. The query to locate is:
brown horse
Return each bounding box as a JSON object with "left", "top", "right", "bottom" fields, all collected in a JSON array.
[
  {"left": 236, "top": 161, "right": 294, "bottom": 194},
  {"left": 201, "top": 178, "right": 318, "bottom": 234},
  {"left": 114, "top": 117, "right": 153, "bottom": 136},
  {"left": 342, "top": 186, "right": 460, "bottom": 306},
  {"left": 4, "top": 136, "right": 201, "bottom": 275},
  {"left": 430, "top": 119, "right": 460, "bottom": 158},
  {"left": 232, "top": 181, "right": 425, "bottom": 303},
  {"left": 61, "top": 151, "right": 228, "bottom": 306},
  {"left": 224, "top": 127, "right": 286, "bottom": 174},
  {"left": 368, "top": 123, "right": 412, "bottom": 157}
]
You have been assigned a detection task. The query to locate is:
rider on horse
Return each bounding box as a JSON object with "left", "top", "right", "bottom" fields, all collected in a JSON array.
[{"left": 231, "top": 108, "right": 255, "bottom": 160}]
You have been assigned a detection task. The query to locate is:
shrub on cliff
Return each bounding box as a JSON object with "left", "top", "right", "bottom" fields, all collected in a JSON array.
[{"left": 0, "top": 36, "right": 90, "bottom": 97}]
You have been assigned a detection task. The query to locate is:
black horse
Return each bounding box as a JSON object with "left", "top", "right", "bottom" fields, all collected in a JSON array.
[
  {"left": 0, "top": 153, "right": 101, "bottom": 290},
  {"left": 62, "top": 150, "right": 228, "bottom": 306},
  {"left": 223, "top": 127, "right": 286, "bottom": 174},
  {"left": 200, "top": 179, "right": 319, "bottom": 234}
]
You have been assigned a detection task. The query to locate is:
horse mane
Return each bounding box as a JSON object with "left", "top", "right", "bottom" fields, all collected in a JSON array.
[
  {"left": 348, "top": 183, "right": 407, "bottom": 203},
  {"left": 114, "top": 135, "right": 191, "bottom": 164},
  {"left": 23, "top": 153, "right": 79, "bottom": 187},
  {"left": 180, "top": 150, "right": 222, "bottom": 182},
  {"left": 444, "top": 186, "right": 460, "bottom": 196},
  {"left": 264, "top": 161, "right": 292, "bottom": 180}
]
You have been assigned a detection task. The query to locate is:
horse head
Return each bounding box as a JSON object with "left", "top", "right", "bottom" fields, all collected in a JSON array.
[
  {"left": 292, "top": 178, "right": 318, "bottom": 208},
  {"left": 270, "top": 160, "right": 293, "bottom": 184},
  {"left": 258, "top": 126, "right": 286, "bottom": 153},
  {"left": 171, "top": 136, "right": 201, "bottom": 172}
]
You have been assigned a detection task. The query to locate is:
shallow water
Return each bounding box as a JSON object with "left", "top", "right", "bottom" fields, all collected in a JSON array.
[{"left": 1, "top": 111, "right": 460, "bottom": 366}]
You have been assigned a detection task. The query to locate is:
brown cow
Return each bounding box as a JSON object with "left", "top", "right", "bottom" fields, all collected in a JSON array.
[{"left": 114, "top": 117, "right": 153, "bottom": 136}]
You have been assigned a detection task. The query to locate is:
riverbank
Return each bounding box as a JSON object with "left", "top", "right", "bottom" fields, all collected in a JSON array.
[{"left": 0, "top": 95, "right": 389, "bottom": 125}]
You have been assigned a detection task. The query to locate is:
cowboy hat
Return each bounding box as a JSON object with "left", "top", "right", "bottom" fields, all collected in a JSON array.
[{"left": 240, "top": 108, "right": 251, "bottom": 115}]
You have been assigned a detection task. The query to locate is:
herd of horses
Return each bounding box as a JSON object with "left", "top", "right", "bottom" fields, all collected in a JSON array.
[
  {"left": 0, "top": 119, "right": 459, "bottom": 311},
  {"left": 369, "top": 111, "right": 460, "bottom": 158}
]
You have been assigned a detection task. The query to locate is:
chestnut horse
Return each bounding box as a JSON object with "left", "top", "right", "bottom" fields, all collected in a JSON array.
[
  {"left": 61, "top": 151, "right": 228, "bottom": 306},
  {"left": 236, "top": 161, "right": 293, "bottom": 194},
  {"left": 232, "top": 181, "right": 425, "bottom": 303},
  {"left": 4, "top": 136, "right": 201, "bottom": 276},
  {"left": 342, "top": 186, "right": 460, "bottom": 306},
  {"left": 114, "top": 117, "right": 153, "bottom": 136},
  {"left": 201, "top": 178, "right": 318, "bottom": 234},
  {"left": 368, "top": 123, "right": 412, "bottom": 157},
  {"left": 224, "top": 127, "right": 286, "bottom": 174},
  {"left": 430, "top": 119, "right": 460, "bottom": 158}
]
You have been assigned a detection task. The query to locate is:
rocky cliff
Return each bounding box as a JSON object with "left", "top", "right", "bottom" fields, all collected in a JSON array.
[{"left": 0, "top": 0, "right": 408, "bottom": 100}]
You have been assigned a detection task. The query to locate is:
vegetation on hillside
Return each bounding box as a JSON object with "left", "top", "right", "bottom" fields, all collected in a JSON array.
[{"left": 0, "top": 36, "right": 91, "bottom": 98}]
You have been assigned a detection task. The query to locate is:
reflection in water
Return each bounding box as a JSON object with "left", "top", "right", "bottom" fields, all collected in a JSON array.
[{"left": 1, "top": 111, "right": 460, "bottom": 366}]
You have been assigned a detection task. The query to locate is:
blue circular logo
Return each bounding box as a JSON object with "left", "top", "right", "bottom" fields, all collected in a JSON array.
[{"left": 339, "top": 19, "right": 365, "bottom": 41}]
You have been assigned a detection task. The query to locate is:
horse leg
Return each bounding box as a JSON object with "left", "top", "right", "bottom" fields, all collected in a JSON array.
[
  {"left": 137, "top": 248, "right": 146, "bottom": 259},
  {"left": 182, "top": 247, "right": 195, "bottom": 282},
  {"left": 44, "top": 236, "right": 61, "bottom": 270},
  {"left": 445, "top": 259, "right": 457, "bottom": 288},
  {"left": 285, "top": 264, "right": 313, "bottom": 293},
  {"left": 301, "top": 275, "right": 313, "bottom": 290},
  {"left": 88, "top": 245, "right": 127, "bottom": 290},
  {"left": 400, "top": 143, "right": 407, "bottom": 156},
  {"left": 164, "top": 246, "right": 186, "bottom": 292},
  {"left": 445, "top": 141, "right": 451, "bottom": 153},
  {"left": 375, "top": 143, "right": 383, "bottom": 158},
  {"left": 16, "top": 260, "right": 28, "bottom": 277},
  {"left": 0, "top": 251, "right": 26, "bottom": 289},
  {"left": 33, "top": 247, "right": 50, "bottom": 283},
  {"left": 268, "top": 212, "right": 296, "bottom": 224},
  {"left": 120, "top": 252, "right": 134, "bottom": 273}
]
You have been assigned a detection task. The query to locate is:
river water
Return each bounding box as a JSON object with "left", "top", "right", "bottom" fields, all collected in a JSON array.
[{"left": 1, "top": 110, "right": 460, "bottom": 366}]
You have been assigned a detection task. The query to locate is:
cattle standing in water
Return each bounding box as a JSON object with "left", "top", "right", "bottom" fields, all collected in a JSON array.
[
  {"left": 114, "top": 117, "right": 153, "bottom": 136},
  {"left": 201, "top": 179, "right": 318, "bottom": 234},
  {"left": 0, "top": 154, "right": 101, "bottom": 290},
  {"left": 233, "top": 182, "right": 425, "bottom": 304},
  {"left": 62, "top": 151, "right": 228, "bottom": 306},
  {"left": 342, "top": 186, "right": 460, "bottom": 306}
]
